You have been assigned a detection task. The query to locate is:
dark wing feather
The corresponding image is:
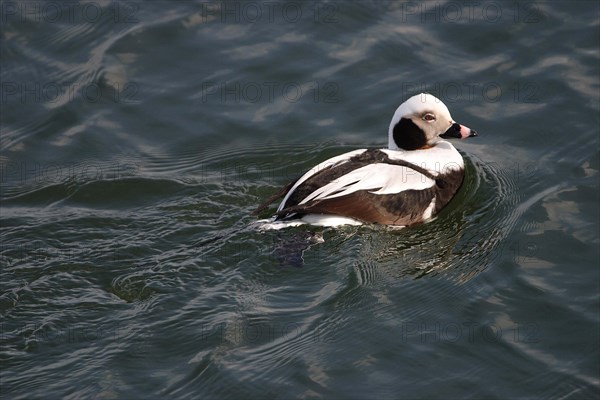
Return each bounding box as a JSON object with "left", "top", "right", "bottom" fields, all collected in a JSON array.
[
  {"left": 276, "top": 189, "right": 437, "bottom": 226},
  {"left": 253, "top": 150, "right": 370, "bottom": 216},
  {"left": 251, "top": 179, "right": 298, "bottom": 216}
]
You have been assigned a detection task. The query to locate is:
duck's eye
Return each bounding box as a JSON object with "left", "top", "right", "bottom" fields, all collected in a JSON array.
[{"left": 423, "top": 113, "right": 436, "bottom": 122}]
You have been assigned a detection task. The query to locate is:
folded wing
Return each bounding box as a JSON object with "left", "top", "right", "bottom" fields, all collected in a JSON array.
[{"left": 277, "top": 159, "right": 438, "bottom": 225}]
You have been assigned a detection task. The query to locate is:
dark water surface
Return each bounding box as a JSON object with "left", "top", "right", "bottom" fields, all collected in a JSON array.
[{"left": 1, "top": 1, "right": 599, "bottom": 398}]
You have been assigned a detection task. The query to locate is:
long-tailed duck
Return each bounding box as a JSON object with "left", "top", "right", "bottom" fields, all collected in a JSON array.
[{"left": 253, "top": 93, "right": 477, "bottom": 228}]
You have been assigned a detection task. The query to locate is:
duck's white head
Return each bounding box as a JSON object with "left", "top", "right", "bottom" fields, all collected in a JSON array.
[{"left": 388, "top": 93, "right": 477, "bottom": 151}]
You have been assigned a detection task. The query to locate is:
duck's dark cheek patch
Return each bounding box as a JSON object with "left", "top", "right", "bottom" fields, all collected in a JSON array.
[{"left": 393, "top": 118, "right": 427, "bottom": 150}]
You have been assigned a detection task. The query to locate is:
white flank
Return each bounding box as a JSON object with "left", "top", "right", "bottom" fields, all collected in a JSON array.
[
  {"left": 422, "top": 197, "right": 437, "bottom": 220},
  {"left": 256, "top": 215, "right": 363, "bottom": 230}
]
